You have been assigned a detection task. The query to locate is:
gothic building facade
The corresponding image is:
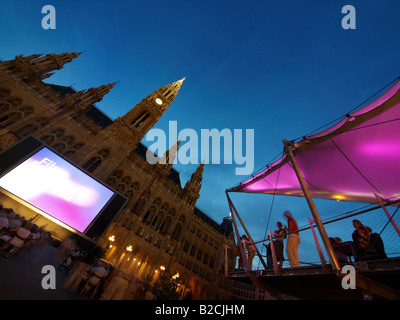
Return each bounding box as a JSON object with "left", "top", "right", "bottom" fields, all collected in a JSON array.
[{"left": 0, "top": 52, "right": 236, "bottom": 299}]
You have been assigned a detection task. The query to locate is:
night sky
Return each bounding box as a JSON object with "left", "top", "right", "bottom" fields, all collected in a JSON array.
[{"left": 1, "top": 1, "right": 399, "bottom": 255}]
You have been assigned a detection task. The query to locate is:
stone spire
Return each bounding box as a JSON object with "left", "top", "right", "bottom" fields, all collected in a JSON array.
[
  {"left": 76, "top": 82, "right": 117, "bottom": 106},
  {"left": 184, "top": 160, "right": 205, "bottom": 195},
  {"left": 106, "top": 78, "right": 185, "bottom": 151},
  {"left": 159, "top": 140, "right": 181, "bottom": 172},
  {"left": 156, "top": 77, "right": 185, "bottom": 104},
  {"left": 2, "top": 52, "right": 82, "bottom": 82}
]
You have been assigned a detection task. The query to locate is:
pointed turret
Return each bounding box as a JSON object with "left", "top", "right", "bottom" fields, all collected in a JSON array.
[
  {"left": 184, "top": 160, "right": 205, "bottom": 196},
  {"left": 77, "top": 82, "right": 116, "bottom": 106},
  {"left": 106, "top": 78, "right": 185, "bottom": 151},
  {"left": 2, "top": 52, "right": 82, "bottom": 82},
  {"left": 44, "top": 82, "right": 116, "bottom": 124},
  {"left": 30, "top": 52, "right": 82, "bottom": 75},
  {"left": 159, "top": 140, "right": 181, "bottom": 172},
  {"left": 157, "top": 77, "right": 185, "bottom": 104}
]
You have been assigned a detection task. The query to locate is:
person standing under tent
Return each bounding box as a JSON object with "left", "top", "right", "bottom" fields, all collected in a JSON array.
[
  {"left": 352, "top": 219, "right": 370, "bottom": 261},
  {"left": 273, "top": 221, "right": 286, "bottom": 269},
  {"left": 242, "top": 235, "right": 256, "bottom": 271},
  {"left": 283, "top": 211, "right": 300, "bottom": 267}
]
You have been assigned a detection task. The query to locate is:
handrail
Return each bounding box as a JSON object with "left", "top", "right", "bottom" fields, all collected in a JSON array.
[
  {"left": 268, "top": 231, "right": 280, "bottom": 274},
  {"left": 308, "top": 217, "right": 327, "bottom": 270},
  {"left": 247, "top": 198, "right": 400, "bottom": 247}
]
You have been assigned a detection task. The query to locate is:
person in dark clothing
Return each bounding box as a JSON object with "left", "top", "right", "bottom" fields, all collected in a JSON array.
[
  {"left": 365, "top": 226, "right": 387, "bottom": 260},
  {"left": 263, "top": 242, "right": 273, "bottom": 269},
  {"left": 273, "top": 222, "right": 286, "bottom": 269}
]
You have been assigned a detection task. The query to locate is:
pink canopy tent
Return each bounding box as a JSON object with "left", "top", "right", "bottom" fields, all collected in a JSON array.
[{"left": 229, "top": 78, "right": 400, "bottom": 205}]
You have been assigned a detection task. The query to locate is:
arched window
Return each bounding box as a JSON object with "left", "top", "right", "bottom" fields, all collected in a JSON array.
[
  {"left": 131, "top": 110, "right": 150, "bottom": 128},
  {"left": 53, "top": 142, "right": 67, "bottom": 153},
  {"left": 82, "top": 156, "right": 102, "bottom": 173},
  {"left": 143, "top": 205, "right": 157, "bottom": 223},
  {"left": 0, "top": 112, "right": 22, "bottom": 127},
  {"left": 0, "top": 88, "right": 11, "bottom": 100},
  {"left": 6, "top": 97, "right": 23, "bottom": 107},
  {"left": 0, "top": 102, "right": 32, "bottom": 127},
  {"left": 0, "top": 102, "right": 10, "bottom": 114},
  {"left": 63, "top": 142, "right": 84, "bottom": 158},
  {"left": 125, "top": 182, "right": 140, "bottom": 200},
  {"left": 171, "top": 223, "right": 183, "bottom": 240},
  {"left": 40, "top": 134, "right": 55, "bottom": 145},
  {"left": 160, "top": 216, "right": 172, "bottom": 234},
  {"left": 116, "top": 183, "right": 126, "bottom": 193},
  {"left": 15, "top": 116, "right": 47, "bottom": 137},
  {"left": 82, "top": 148, "right": 110, "bottom": 173},
  {"left": 107, "top": 170, "right": 123, "bottom": 187},
  {"left": 171, "top": 215, "right": 185, "bottom": 239},
  {"left": 63, "top": 135, "right": 75, "bottom": 146}
]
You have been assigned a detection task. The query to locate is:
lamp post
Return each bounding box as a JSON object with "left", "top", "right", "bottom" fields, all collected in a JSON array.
[
  {"left": 155, "top": 265, "right": 165, "bottom": 285},
  {"left": 118, "top": 244, "right": 133, "bottom": 268}
]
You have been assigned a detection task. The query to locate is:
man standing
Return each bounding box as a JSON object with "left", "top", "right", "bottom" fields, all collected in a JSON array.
[{"left": 284, "top": 211, "right": 300, "bottom": 267}]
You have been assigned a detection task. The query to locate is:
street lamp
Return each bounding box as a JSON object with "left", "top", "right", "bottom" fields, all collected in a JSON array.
[
  {"left": 172, "top": 273, "right": 180, "bottom": 280},
  {"left": 107, "top": 235, "right": 115, "bottom": 249}
]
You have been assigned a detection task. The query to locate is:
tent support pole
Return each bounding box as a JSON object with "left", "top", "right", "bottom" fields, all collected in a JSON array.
[
  {"left": 226, "top": 192, "right": 269, "bottom": 270},
  {"left": 283, "top": 140, "right": 341, "bottom": 272},
  {"left": 226, "top": 191, "right": 249, "bottom": 272},
  {"left": 226, "top": 191, "right": 283, "bottom": 300},
  {"left": 375, "top": 194, "right": 400, "bottom": 238}
]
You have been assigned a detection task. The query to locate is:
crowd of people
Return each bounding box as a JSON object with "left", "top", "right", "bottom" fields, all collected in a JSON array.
[
  {"left": 52, "top": 237, "right": 173, "bottom": 300},
  {"left": 0, "top": 203, "right": 200, "bottom": 300},
  {"left": 235, "top": 210, "right": 388, "bottom": 272},
  {"left": 351, "top": 219, "right": 387, "bottom": 261},
  {"left": 236, "top": 210, "right": 301, "bottom": 271},
  {"left": 0, "top": 204, "right": 51, "bottom": 259}
]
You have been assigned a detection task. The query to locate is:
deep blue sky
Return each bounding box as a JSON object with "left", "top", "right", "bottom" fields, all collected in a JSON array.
[{"left": 1, "top": 1, "right": 400, "bottom": 250}]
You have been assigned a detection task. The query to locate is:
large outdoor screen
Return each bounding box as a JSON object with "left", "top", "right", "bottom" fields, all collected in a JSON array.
[{"left": 0, "top": 147, "right": 115, "bottom": 233}]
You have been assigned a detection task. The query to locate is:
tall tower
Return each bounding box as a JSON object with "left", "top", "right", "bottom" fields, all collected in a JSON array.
[
  {"left": 183, "top": 161, "right": 205, "bottom": 207},
  {"left": 105, "top": 78, "right": 185, "bottom": 151}
]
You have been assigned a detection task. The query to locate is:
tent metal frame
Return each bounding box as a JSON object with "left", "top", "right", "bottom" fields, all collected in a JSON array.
[{"left": 226, "top": 138, "right": 400, "bottom": 300}]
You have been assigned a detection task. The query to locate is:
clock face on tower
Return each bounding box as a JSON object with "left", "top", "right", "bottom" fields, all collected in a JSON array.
[{"left": 155, "top": 98, "right": 163, "bottom": 105}]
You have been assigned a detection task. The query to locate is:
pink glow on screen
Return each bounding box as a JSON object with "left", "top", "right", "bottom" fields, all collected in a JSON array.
[{"left": 0, "top": 148, "right": 115, "bottom": 233}]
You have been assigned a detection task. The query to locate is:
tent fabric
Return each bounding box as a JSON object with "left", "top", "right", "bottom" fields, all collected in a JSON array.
[{"left": 229, "top": 79, "right": 400, "bottom": 205}]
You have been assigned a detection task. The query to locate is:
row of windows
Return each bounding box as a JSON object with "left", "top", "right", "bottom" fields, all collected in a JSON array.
[
  {"left": 107, "top": 170, "right": 141, "bottom": 199},
  {"left": 182, "top": 240, "right": 215, "bottom": 269},
  {"left": 134, "top": 227, "right": 175, "bottom": 254},
  {"left": 177, "top": 255, "right": 212, "bottom": 282},
  {"left": 187, "top": 223, "right": 220, "bottom": 249}
]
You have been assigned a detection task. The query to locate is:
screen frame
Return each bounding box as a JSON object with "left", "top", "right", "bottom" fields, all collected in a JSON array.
[{"left": 0, "top": 135, "right": 127, "bottom": 241}]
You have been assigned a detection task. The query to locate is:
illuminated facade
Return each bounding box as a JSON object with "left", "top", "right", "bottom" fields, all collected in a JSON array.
[{"left": 0, "top": 52, "right": 236, "bottom": 299}]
